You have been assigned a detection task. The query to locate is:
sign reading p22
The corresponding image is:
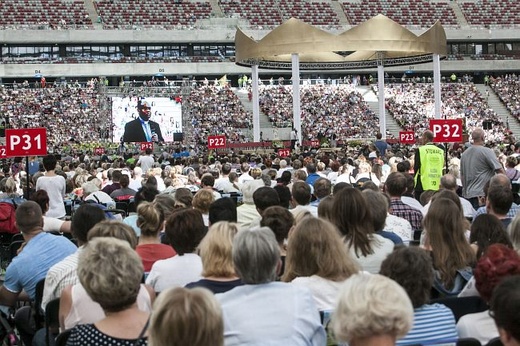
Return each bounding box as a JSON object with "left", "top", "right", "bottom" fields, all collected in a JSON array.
[{"left": 208, "top": 135, "right": 226, "bottom": 149}]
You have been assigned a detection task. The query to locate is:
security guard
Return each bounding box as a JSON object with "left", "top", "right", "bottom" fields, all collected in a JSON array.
[{"left": 414, "top": 130, "right": 444, "bottom": 200}]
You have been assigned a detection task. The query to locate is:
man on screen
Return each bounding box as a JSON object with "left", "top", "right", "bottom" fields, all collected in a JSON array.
[{"left": 122, "top": 99, "right": 164, "bottom": 143}]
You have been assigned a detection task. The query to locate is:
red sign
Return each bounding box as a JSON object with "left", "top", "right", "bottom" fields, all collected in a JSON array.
[
  {"left": 278, "top": 149, "right": 290, "bottom": 158},
  {"left": 208, "top": 135, "right": 226, "bottom": 149},
  {"left": 0, "top": 146, "right": 8, "bottom": 159},
  {"left": 429, "top": 119, "right": 463, "bottom": 143},
  {"left": 94, "top": 147, "right": 105, "bottom": 155},
  {"left": 399, "top": 131, "right": 415, "bottom": 144},
  {"left": 310, "top": 139, "right": 320, "bottom": 148},
  {"left": 6, "top": 128, "right": 47, "bottom": 156},
  {"left": 140, "top": 142, "right": 153, "bottom": 151}
]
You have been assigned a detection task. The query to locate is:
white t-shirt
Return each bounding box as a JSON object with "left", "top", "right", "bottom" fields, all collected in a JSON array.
[
  {"left": 347, "top": 234, "right": 394, "bottom": 274},
  {"left": 36, "top": 175, "right": 66, "bottom": 218},
  {"left": 146, "top": 253, "right": 202, "bottom": 292},
  {"left": 291, "top": 275, "right": 345, "bottom": 311}
]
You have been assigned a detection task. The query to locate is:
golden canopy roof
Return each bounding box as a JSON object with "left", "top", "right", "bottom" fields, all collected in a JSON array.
[{"left": 235, "top": 14, "right": 447, "bottom": 70}]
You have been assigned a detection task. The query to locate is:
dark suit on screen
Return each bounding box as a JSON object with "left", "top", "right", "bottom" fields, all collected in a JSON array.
[{"left": 122, "top": 118, "right": 164, "bottom": 143}]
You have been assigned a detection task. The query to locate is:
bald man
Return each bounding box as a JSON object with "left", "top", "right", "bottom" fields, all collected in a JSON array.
[{"left": 460, "top": 128, "right": 504, "bottom": 209}]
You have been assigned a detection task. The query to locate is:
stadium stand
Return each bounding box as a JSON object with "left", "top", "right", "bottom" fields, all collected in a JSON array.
[
  {"left": 341, "top": 0, "right": 458, "bottom": 27},
  {"left": 460, "top": 0, "right": 520, "bottom": 27},
  {"left": 490, "top": 75, "right": 520, "bottom": 121},
  {"left": 219, "top": 0, "right": 283, "bottom": 27}
]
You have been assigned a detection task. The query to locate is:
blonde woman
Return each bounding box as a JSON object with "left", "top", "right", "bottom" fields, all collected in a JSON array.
[
  {"left": 185, "top": 221, "right": 242, "bottom": 293},
  {"left": 149, "top": 287, "right": 223, "bottom": 346},
  {"left": 282, "top": 217, "right": 359, "bottom": 310}
]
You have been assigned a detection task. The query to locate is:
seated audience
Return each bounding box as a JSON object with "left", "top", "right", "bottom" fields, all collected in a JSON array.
[
  {"left": 65, "top": 238, "right": 150, "bottom": 345},
  {"left": 331, "top": 273, "right": 413, "bottom": 346},
  {"left": 148, "top": 287, "right": 224, "bottom": 346},
  {"left": 146, "top": 208, "right": 205, "bottom": 292},
  {"left": 380, "top": 246, "right": 458, "bottom": 345},
  {"left": 457, "top": 244, "right": 520, "bottom": 344},
  {"left": 282, "top": 217, "right": 359, "bottom": 310},
  {"left": 185, "top": 221, "right": 242, "bottom": 293},
  {"left": 216, "top": 227, "right": 326, "bottom": 345},
  {"left": 489, "top": 275, "right": 520, "bottom": 346}
]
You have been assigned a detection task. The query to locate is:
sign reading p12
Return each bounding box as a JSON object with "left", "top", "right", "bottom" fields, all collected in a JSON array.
[
  {"left": 140, "top": 142, "right": 153, "bottom": 151},
  {"left": 208, "top": 135, "right": 226, "bottom": 149},
  {"left": 399, "top": 131, "right": 415, "bottom": 144},
  {"left": 6, "top": 128, "right": 47, "bottom": 156},
  {"left": 278, "top": 149, "right": 290, "bottom": 158},
  {"left": 430, "top": 119, "right": 463, "bottom": 143}
]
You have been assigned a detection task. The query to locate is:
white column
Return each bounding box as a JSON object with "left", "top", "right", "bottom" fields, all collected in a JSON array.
[
  {"left": 377, "top": 52, "right": 386, "bottom": 138},
  {"left": 251, "top": 65, "right": 260, "bottom": 142},
  {"left": 291, "top": 53, "right": 302, "bottom": 145},
  {"left": 433, "top": 53, "right": 442, "bottom": 119}
]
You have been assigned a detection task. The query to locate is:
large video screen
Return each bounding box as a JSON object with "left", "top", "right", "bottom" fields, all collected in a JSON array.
[{"left": 111, "top": 96, "right": 182, "bottom": 143}]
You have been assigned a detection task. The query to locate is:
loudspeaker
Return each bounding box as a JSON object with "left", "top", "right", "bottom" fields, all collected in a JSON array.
[{"left": 483, "top": 121, "right": 492, "bottom": 130}]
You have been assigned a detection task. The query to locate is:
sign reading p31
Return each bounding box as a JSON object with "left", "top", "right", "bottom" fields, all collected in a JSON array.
[
  {"left": 208, "top": 135, "right": 226, "bottom": 149},
  {"left": 6, "top": 128, "right": 47, "bottom": 156},
  {"left": 429, "top": 119, "right": 463, "bottom": 143}
]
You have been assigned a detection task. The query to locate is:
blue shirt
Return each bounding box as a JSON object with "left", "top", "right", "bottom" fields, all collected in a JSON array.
[
  {"left": 397, "top": 303, "right": 458, "bottom": 345},
  {"left": 217, "top": 282, "right": 326, "bottom": 346},
  {"left": 3, "top": 232, "right": 77, "bottom": 300}
]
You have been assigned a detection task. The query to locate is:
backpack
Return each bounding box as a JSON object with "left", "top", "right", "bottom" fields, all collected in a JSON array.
[{"left": 0, "top": 202, "right": 18, "bottom": 235}]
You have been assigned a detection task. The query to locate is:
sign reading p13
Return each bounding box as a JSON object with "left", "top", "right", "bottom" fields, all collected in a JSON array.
[
  {"left": 6, "top": 128, "right": 47, "bottom": 156},
  {"left": 429, "top": 119, "right": 463, "bottom": 143},
  {"left": 207, "top": 135, "right": 226, "bottom": 149}
]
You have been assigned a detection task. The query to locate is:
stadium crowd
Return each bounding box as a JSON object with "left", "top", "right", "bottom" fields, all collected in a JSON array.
[
  {"left": 0, "top": 125, "right": 520, "bottom": 345},
  {"left": 383, "top": 82, "right": 507, "bottom": 143},
  {"left": 490, "top": 74, "right": 520, "bottom": 121}
]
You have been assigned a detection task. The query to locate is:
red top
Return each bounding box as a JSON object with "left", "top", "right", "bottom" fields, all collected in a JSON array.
[{"left": 136, "top": 244, "right": 176, "bottom": 272}]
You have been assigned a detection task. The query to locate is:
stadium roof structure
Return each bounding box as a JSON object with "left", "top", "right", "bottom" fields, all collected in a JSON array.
[{"left": 235, "top": 14, "right": 447, "bottom": 70}]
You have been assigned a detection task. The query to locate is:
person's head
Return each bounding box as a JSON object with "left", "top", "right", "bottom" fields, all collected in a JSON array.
[
  {"left": 200, "top": 174, "right": 215, "bottom": 189},
  {"left": 192, "top": 189, "right": 214, "bottom": 214},
  {"left": 78, "top": 237, "right": 143, "bottom": 312},
  {"left": 260, "top": 206, "right": 294, "bottom": 246},
  {"left": 173, "top": 188, "right": 193, "bottom": 209},
  {"left": 470, "top": 214, "right": 513, "bottom": 260},
  {"left": 424, "top": 198, "right": 475, "bottom": 288},
  {"left": 240, "top": 179, "right": 263, "bottom": 204},
  {"left": 291, "top": 181, "right": 311, "bottom": 206},
  {"left": 283, "top": 217, "right": 358, "bottom": 283},
  {"left": 199, "top": 221, "right": 239, "bottom": 278},
  {"left": 471, "top": 128, "right": 485, "bottom": 144},
  {"left": 149, "top": 287, "right": 224, "bottom": 346},
  {"left": 440, "top": 174, "right": 458, "bottom": 191},
  {"left": 208, "top": 197, "right": 237, "bottom": 225},
  {"left": 509, "top": 214, "right": 520, "bottom": 255},
  {"left": 331, "top": 273, "right": 413, "bottom": 344},
  {"left": 333, "top": 182, "right": 351, "bottom": 195},
  {"left": 313, "top": 178, "right": 331, "bottom": 200},
  {"left": 71, "top": 204, "right": 107, "bottom": 245},
  {"left": 474, "top": 244, "right": 520, "bottom": 302},
  {"left": 490, "top": 275, "right": 520, "bottom": 345},
  {"left": 87, "top": 220, "right": 138, "bottom": 249},
  {"left": 232, "top": 227, "right": 280, "bottom": 284},
  {"left": 278, "top": 170, "right": 291, "bottom": 185},
  {"left": 42, "top": 155, "right": 57, "bottom": 171},
  {"left": 317, "top": 195, "right": 335, "bottom": 222},
  {"left": 4, "top": 177, "right": 18, "bottom": 194},
  {"left": 331, "top": 187, "right": 374, "bottom": 257},
  {"left": 380, "top": 246, "right": 434, "bottom": 308},
  {"left": 15, "top": 201, "right": 43, "bottom": 234},
  {"left": 111, "top": 170, "right": 122, "bottom": 183},
  {"left": 119, "top": 174, "right": 130, "bottom": 188},
  {"left": 31, "top": 189, "right": 49, "bottom": 214},
  {"left": 506, "top": 156, "right": 517, "bottom": 169},
  {"left": 165, "top": 208, "right": 206, "bottom": 255},
  {"left": 273, "top": 185, "right": 291, "bottom": 209},
  {"left": 384, "top": 172, "right": 407, "bottom": 197},
  {"left": 422, "top": 130, "right": 434, "bottom": 144},
  {"left": 138, "top": 99, "right": 152, "bottom": 121},
  {"left": 134, "top": 185, "right": 160, "bottom": 208},
  {"left": 152, "top": 194, "right": 176, "bottom": 225},
  {"left": 137, "top": 201, "right": 163, "bottom": 237},
  {"left": 487, "top": 184, "right": 514, "bottom": 217},
  {"left": 362, "top": 190, "right": 388, "bottom": 232},
  {"left": 253, "top": 187, "right": 280, "bottom": 214}
]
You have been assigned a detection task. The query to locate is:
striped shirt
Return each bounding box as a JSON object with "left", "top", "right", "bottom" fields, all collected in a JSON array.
[{"left": 397, "top": 304, "right": 458, "bottom": 346}]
